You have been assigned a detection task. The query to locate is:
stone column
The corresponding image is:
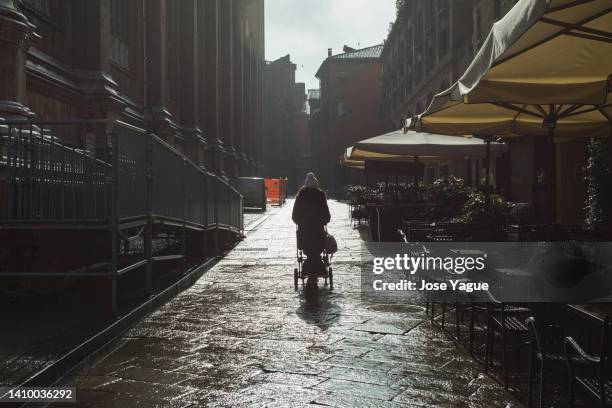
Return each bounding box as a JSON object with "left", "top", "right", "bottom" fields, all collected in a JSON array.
[
  {"left": 256, "top": 1, "right": 265, "bottom": 176},
  {"left": 234, "top": 0, "right": 247, "bottom": 176},
  {"left": 205, "top": 0, "right": 224, "bottom": 175},
  {"left": 145, "top": 0, "right": 177, "bottom": 144},
  {"left": 197, "top": 1, "right": 209, "bottom": 169},
  {"left": 179, "top": 0, "right": 205, "bottom": 166},
  {"left": 245, "top": 40, "right": 254, "bottom": 176},
  {"left": 67, "top": 0, "right": 124, "bottom": 157},
  {"left": 219, "top": 0, "right": 235, "bottom": 178},
  {"left": 0, "top": 0, "right": 35, "bottom": 119}
]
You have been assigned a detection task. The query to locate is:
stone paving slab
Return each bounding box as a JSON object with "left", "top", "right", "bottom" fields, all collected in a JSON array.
[{"left": 61, "top": 200, "right": 522, "bottom": 407}]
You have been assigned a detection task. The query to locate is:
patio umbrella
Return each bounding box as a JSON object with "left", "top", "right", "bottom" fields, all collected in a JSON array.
[
  {"left": 350, "top": 129, "right": 503, "bottom": 161},
  {"left": 340, "top": 149, "right": 365, "bottom": 170},
  {"left": 407, "top": 0, "right": 612, "bottom": 222},
  {"left": 449, "top": 0, "right": 611, "bottom": 107}
]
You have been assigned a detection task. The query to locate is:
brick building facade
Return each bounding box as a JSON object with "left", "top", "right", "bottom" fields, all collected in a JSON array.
[
  {"left": 381, "top": 0, "right": 518, "bottom": 131},
  {"left": 0, "top": 0, "right": 265, "bottom": 177},
  {"left": 381, "top": 0, "right": 588, "bottom": 225},
  {"left": 312, "top": 45, "right": 384, "bottom": 196}
]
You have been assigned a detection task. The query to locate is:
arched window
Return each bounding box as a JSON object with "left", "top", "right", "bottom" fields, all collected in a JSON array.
[{"left": 440, "top": 80, "right": 449, "bottom": 92}]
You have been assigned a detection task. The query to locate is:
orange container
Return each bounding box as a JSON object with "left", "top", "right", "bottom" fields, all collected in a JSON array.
[
  {"left": 265, "top": 178, "right": 287, "bottom": 206},
  {"left": 265, "top": 178, "right": 281, "bottom": 205}
]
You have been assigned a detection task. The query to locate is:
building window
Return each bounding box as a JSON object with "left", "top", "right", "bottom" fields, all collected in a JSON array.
[
  {"left": 415, "top": 51, "right": 423, "bottom": 84},
  {"left": 474, "top": 8, "right": 483, "bottom": 50},
  {"left": 303, "top": 136, "right": 311, "bottom": 158},
  {"left": 437, "top": 0, "right": 449, "bottom": 59},
  {"left": 337, "top": 102, "right": 350, "bottom": 118},
  {"left": 280, "top": 113, "right": 288, "bottom": 158},
  {"left": 425, "top": 37, "right": 435, "bottom": 72},
  {"left": 110, "top": 0, "right": 129, "bottom": 68}
]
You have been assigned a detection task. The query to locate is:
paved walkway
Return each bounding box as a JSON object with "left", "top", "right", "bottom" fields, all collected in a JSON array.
[{"left": 62, "top": 200, "right": 520, "bottom": 407}]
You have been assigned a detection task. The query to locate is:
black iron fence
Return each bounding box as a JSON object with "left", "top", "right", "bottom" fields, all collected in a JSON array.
[
  {"left": 0, "top": 119, "right": 243, "bottom": 313},
  {"left": 0, "top": 121, "right": 113, "bottom": 222}
]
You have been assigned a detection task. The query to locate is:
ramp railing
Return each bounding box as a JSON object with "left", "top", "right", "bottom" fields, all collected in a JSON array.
[{"left": 0, "top": 119, "right": 243, "bottom": 313}]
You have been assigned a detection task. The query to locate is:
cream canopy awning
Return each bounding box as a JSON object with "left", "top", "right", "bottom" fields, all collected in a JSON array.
[
  {"left": 349, "top": 130, "right": 503, "bottom": 161},
  {"left": 408, "top": 0, "right": 612, "bottom": 137},
  {"left": 339, "top": 149, "right": 365, "bottom": 170},
  {"left": 455, "top": 0, "right": 611, "bottom": 105},
  {"left": 408, "top": 93, "right": 611, "bottom": 138}
]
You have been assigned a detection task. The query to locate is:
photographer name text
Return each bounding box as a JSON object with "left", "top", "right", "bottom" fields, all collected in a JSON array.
[{"left": 372, "top": 279, "right": 489, "bottom": 293}]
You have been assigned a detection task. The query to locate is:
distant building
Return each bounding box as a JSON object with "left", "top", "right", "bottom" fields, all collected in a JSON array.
[
  {"left": 262, "top": 55, "right": 309, "bottom": 193},
  {"left": 312, "top": 45, "right": 384, "bottom": 196},
  {"left": 307, "top": 89, "right": 321, "bottom": 114}
]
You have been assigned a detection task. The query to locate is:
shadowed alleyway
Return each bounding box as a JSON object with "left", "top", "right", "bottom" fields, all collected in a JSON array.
[{"left": 62, "top": 200, "right": 520, "bottom": 407}]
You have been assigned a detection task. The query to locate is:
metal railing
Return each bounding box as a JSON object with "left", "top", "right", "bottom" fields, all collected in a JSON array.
[
  {"left": 0, "top": 121, "right": 113, "bottom": 223},
  {"left": 0, "top": 119, "right": 243, "bottom": 313}
]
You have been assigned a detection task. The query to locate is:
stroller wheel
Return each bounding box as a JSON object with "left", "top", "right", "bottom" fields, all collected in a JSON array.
[
  {"left": 329, "top": 267, "right": 333, "bottom": 290},
  {"left": 294, "top": 268, "right": 298, "bottom": 291}
]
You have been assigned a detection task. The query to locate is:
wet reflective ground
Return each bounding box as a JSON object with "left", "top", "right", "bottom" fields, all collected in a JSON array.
[{"left": 61, "top": 200, "right": 521, "bottom": 407}]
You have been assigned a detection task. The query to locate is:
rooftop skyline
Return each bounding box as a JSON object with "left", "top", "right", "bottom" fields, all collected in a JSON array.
[{"left": 265, "top": 0, "right": 397, "bottom": 91}]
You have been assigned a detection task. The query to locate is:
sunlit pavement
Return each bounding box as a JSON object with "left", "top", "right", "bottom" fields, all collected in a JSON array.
[{"left": 62, "top": 200, "right": 520, "bottom": 407}]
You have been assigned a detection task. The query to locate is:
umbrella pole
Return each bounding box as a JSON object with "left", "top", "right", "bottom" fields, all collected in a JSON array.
[
  {"left": 466, "top": 159, "right": 472, "bottom": 187},
  {"left": 485, "top": 136, "right": 491, "bottom": 189},
  {"left": 547, "top": 125, "right": 556, "bottom": 225},
  {"left": 395, "top": 174, "right": 398, "bottom": 202},
  {"left": 484, "top": 136, "right": 492, "bottom": 213}
]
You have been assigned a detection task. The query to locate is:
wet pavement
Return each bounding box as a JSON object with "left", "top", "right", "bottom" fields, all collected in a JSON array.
[
  {"left": 243, "top": 211, "right": 269, "bottom": 230},
  {"left": 61, "top": 200, "right": 521, "bottom": 407}
]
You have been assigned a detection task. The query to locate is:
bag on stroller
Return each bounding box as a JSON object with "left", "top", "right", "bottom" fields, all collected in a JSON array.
[{"left": 325, "top": 232, "right": 337, "bottom": 254}]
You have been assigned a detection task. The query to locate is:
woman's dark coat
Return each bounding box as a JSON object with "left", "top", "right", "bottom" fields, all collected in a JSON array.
[{"left": 292, "top": 187, "right": 331, "bottom": 255}]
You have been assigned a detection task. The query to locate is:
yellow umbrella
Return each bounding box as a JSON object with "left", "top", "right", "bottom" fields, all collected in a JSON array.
[
  {"left": 407, "top": 0, "right": 612, "bottom": 223},
  {"left": 351, "top": 129, "right": 503, "bottom": 159},
  {"left": 339, "top": 149, "right": 365, "bottom": 170},
  {"left": 457, "top": 0, "right": 611, "bottom": 106},
  {"left": 408, "top": 93, "right": 611, "bottom": 139},
  {"left": 409, "top": 0, "right": 611, "bottom": 137}
]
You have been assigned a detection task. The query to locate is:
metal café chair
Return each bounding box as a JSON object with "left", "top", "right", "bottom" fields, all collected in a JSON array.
[
  {"left": 525, "top": 315, "right": 567, "bottom": 408},
  {"left": 564, "top": 317, "right": 612, "bottom": 407},
  {"left": 485, "top": 291, "right": 531, "bottom": 390}
]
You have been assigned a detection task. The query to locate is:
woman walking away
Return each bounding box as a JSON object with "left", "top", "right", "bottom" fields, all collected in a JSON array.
[{"left": 292, "top": 173, "right": 331, "bottom": 286}]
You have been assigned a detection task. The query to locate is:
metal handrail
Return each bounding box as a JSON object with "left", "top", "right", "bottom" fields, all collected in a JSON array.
[{"left": 0, "top": 119, "right": 244, "bottom": 314}]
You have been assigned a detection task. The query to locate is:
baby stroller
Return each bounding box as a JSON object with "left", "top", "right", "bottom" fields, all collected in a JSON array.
[{"left": 294, "top": 227, "right": 333, "bottom": 291}]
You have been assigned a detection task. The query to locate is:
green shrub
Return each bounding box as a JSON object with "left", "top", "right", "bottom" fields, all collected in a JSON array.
[
  {"left": 345, "top": 185, "right": 384, "bottom": 204},
  {"left": 584, "top": 138, "right": 612, "bottom": 230},
  {"left": 426, "top": 175, "right": 471, "bottom": 220},
  {"left": 456, "top": 191, "right": 513, "bottom": 228}
]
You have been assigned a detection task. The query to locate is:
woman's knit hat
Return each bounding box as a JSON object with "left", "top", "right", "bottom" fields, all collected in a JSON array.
[{"left": 304, "top": 172, "right": 319, "bottom": 189}]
